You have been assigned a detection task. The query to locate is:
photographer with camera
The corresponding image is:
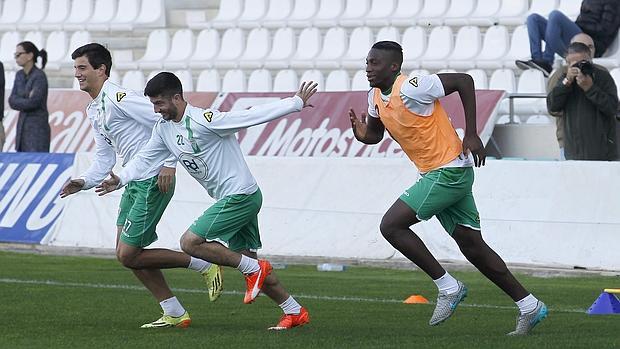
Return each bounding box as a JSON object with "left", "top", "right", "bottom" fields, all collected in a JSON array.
[{"left": 547, "top": 42, "right": 618, "bottom": 161}]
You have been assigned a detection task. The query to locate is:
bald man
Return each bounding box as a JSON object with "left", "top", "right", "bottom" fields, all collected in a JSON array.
[{"left": 546, "top": 33, "right": 604, "bottom": 160}]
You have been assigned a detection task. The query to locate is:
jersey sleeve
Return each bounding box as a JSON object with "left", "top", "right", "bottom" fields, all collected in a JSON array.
[
  {"left": 401, "top": 74, "right": 446, "bottom": 103},
  {"left": 202, "top": 96, "right": 304, "bottom": 136},
  {"left": 367, "top": 90, "right": 379, "bottom": 118},
  {"left": 79, "top": 124, "right": 117, "bottom": 190},
  {"left": 118, "top": 122, "right": 173, "bottom": 186}
]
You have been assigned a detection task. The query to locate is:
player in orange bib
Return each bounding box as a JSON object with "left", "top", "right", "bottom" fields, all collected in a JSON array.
[{"left": 349, "top": 41, "right": 547, "bottom": 335}]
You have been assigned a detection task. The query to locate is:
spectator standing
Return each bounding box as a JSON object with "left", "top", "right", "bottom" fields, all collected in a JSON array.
[
  {"left": 8, "top": 41, "right": 50, "bottom": 152},
  {"left": 547, "top": 42, "right": 618, "bottom": 160},
  {"left": 516, "top": 0, "right": 620, "bottom": 77}
]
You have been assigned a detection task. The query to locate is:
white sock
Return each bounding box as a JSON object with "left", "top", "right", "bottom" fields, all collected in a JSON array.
[
  {"left": 237, "top": 254, "right": 260, "bottom": 275},
  {"left": 279, "top": 296, "right": 302, "bottom": 315},
  {"left": 516, "top": 294, "right": 539, "bottom": 314},
  {"left": 187, "top": 256, "right": 211, "bottom": 273},
  {"left": 432, "top": 272, "right": 460, "bottom": 294},
  {"left": 160, "top": 296, "right": 185, "bottom": 317}
]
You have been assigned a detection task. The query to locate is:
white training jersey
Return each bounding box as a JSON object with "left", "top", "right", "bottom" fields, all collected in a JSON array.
[
  {"left": 118, "top": 96, "right": 304, "bottom": 200},
  {"left": 367, "top": 73, "right": 474, "bottom": 169},
  {"left": 79, "top": 80, "right": 176, "bottom": 190}
]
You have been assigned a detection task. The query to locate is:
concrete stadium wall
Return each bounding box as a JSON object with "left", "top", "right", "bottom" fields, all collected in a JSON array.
[{"left": 45, "top": 153, "right": 620, "bottom": 271}]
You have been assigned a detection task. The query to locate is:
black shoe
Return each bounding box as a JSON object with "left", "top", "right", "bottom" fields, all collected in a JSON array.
[
  {"left": 527, "top": 59, "right": 552, "bottom": 77},
  {"left": 515, "top": 59, "right": 532, "bottom": 71}
]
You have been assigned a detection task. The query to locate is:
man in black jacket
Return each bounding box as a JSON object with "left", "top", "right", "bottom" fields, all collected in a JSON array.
[
  {"left": 547, "top": 42, "right": 618, "bottom": 160},
  {"left": 517, "top": 0, "right": 620, "bottom": 77}
]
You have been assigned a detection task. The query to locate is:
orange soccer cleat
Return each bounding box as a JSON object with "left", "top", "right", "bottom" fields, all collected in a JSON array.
[
  {"left": 268, "top": 307, "right": 310, "bottom": 331},
  {"left": 243, "top": 259, "right": 273, "bottom": 304}
]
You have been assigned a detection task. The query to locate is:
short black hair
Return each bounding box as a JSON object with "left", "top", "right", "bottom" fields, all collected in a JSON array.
[
  {"left": 71, "top": 43, "right": 112, "bottom": 76},
  {"left": 371, "top": 41, "right": 403, "bottom": 66},
  {"left": 144, "top": 72, "right": 183, "bottom": 98},
  {"left": 567, "top": 42, "right": 591, "bottom": 56}
]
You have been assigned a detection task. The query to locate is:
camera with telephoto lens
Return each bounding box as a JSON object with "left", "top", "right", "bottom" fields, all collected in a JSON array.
[{"left": 573, "top": 60, "right": 594, "bottom": 76}]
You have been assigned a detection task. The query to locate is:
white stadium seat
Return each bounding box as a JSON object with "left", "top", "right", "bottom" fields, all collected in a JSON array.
[
  {"left": 88, "top": 0, "right": 118, "bottom": 31},
  {"left": 288, "top": 0, "right": 319, "bottom": 28},
  {"left": 313, "top": 0, "right": 344, "bottom": 28},
  {"left": 121, "top": 70, "right": 146, "bottom": 92},
  {"left": 325, "top": 70, "right": 350, "bottom": 91},
  {"left": 351, "top": 70, "right": 370, "bottom": 91},
  {"left": 210, "top": 0, "right": 244, "bottom": 29},
  {"left": 17, "top": 0, "right": 48, "bottom": 31},
  {"left": 376, "top": 26, "right": 400, "bottom": 43},
  {"left": 221, "top": 69, "right": 247, "bottom": 92},
  {"left": 466, "top": 69, "right": 489, "bottom": 89},
  {"left": 339, "top": 0, "right": 371, "bottom": 28},
  {"left": 164, "top": 29, "right": 195, "bottom": 70},
  {"left": 593, "top": 34, "right": 620, "bottom": 69},
  {"left": 391, "top": 0, "right": 423, "bottom": 27},
  {"left": 64, "top": 30, "right": 91, "bottom": 65},
  {"left": 262, "top": 0, "right": 294, "bottom": 28},
  {"left": 196, "top": 69, "right": 221, "bottom": 92},
  {"left": 263, "top": 27, "right": 296, "bottom": 69},
  {"left": 416, "top": 0, "right": 450, "bottom": 27},
  {"left": 558, "top": 0, "right": 582, "bottom": 20},
  {"left": 4, "top": 71, "right": 16, "bottom": 90},
  {"left": 341, "top": 26, "right": 374, "bottom": 70},
  {"left": 272, "top": 69, "right": 298, "bottom": 92},
  {"left": 110, "top": 0, "right": 141, "bottom": 31},
  {"left": 503, "top": 25, "right": 531, "bottom": 69},
  {"left": 467, "top": 0, "right": 501, "bottom": 26},
  {"left": 213, "top": 28, "right": 245, "bottom": 69},
  {"left": 40, "top": 0, "right": 70, "bottom": 31},
  {"left": 527, "top": 0, "right": 559, "bottom": 18},
  {"left": 610, "top": 68, "right": 620, "bottom": 100},
  {"left": 63, "top": 0, "right": 93, "bottom": 31},
  {"left": 315, "top": 27, "right": 348, "bottom": 69},
  {"left": 365, "top": 0, "right": 396, "bottom": 28},
  {"left": 23, "top": 31, "right": 44, "bottom": 51},
  {"left": 448, "top": 26, "right": 482, "bottom": 70},
  {"left": 401, "top": 26, "right": 426, "bottom": 70},
  {"left": 0, "top": 31, "right": 21, "bottom": 70},
  {"left": 247, "top": 69, "right": 273, "bottom": 92},
  {"left": 443, "top": 0, "right": 476, "bottom": 26},
  {"left": 420, "top": 26, "right": 453, "bottom": 70},
  {"left": 489, "top": 69, "right": 517, "bottom": 115},
  {"left": 0, "top": 0, "right": 25, "bottom": 31},
  {"left": 239, "top": 28, "right": 271, "bottom": 69},
  {"left": 514, "top": 69, "right": 547, "bottom": 115},
  {"left": 175, "top": 70, "right": 194, "bottom": 92},
  {"left": 300, "top": 70, "right": 325, "bottom": 91},
  {"left": 237, "top": 0, "right": 268, "bottom": 29},
  {"left": 476, "top": 25, "right": 510, "bottom": 69},
  {"left": 43, "top": 31, "right": 67, "bottom": 70},
  {"left": 189, "top": 29, "right": 220, "bottom": 70},
  {"left": 497, "top": 0, "right": 531, "bottom": 26},
  {"left": 137, "top": 29, "right": 171, "bottom": 70},
  {"left": 289, "top": 27, "right": 322, "bottom": 69},
  {"left": 134, "top": 0, "right": 165, "bottom": 27}
]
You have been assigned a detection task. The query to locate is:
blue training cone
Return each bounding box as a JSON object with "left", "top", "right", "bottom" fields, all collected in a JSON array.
[{"left": 587, "top": 289, "right": 620, "bottom": 315}]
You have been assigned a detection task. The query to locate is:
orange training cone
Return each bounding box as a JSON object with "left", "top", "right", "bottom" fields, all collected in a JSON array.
[{"left": 404, "top": 294, "right": 430, "bottom": 304}]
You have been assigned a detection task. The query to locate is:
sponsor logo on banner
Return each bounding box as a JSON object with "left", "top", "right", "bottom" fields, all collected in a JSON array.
[{"left": 0, "top": 153, "right": 75, "bottom": 244}]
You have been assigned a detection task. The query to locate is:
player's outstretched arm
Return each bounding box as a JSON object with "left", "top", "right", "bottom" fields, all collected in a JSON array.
[
  {"left": 349, "top": 108, "right": 385, "bottom": 144},
  {"left": 59, "top": 178, "right": 85, "bottom": 198},
  {"left": 95, "top": 172, "right": 121, "bottom": 196}
]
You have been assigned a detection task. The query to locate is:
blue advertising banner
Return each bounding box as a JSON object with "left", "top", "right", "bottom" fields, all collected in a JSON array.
[{"left": 0, "top": 153, "right": 75, "bottom": 244}]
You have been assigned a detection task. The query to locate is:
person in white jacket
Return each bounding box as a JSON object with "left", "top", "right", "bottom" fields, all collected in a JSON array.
[
  {"left": 59, "top": 44, "right": 222, "bottom": 329},
  {"left": 97, "top": 72, "right": 317, "bottom": 331}
]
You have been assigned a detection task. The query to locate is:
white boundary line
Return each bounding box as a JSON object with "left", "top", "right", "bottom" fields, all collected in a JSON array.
[{"left": 0, "top": 277, "right": 587, "bottom": 314}]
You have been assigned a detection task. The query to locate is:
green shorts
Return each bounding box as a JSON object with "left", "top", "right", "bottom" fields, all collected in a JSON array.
[
  {"left": 399, "top": 167, "right": 481, "bottom": 235},
  {"left": 116, "top": 175, "right": 175, "bottom": 248},
  {"left": 189, "top": 188, "right": 263, "bottom": 252}
]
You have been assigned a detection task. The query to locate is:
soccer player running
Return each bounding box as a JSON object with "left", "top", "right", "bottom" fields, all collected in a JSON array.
[
  {"left": 349, "top": 41, "right": 547, "bottom": 335},
  {"left": 96, "top": 72, "right": 317, "bottom": 331},
  {"left": 59, "top": 43, "right": 222, "bottom": 329}
]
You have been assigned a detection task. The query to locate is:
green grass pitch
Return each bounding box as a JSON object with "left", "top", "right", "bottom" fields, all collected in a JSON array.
[{"left": 1, "top": 251, "right": 618, "bottom": 348}]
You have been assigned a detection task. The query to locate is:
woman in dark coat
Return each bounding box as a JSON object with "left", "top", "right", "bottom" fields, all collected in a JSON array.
[{"left": 8, "top": 41, "right": 50, "bottom": 152}]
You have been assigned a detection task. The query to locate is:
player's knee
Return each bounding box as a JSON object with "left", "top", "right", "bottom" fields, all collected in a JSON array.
[
  {"left": 379, "top": 216, "right": 398, "bottom": 241},
  {"left": 116, "top": 248, "right": 140, "bottom": 269},
  {"left": 179, "top": 232, "right": 196, "bottom": 255},
  {"left": 547, "top": 10, "right": 563, "bottom": 23}
]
